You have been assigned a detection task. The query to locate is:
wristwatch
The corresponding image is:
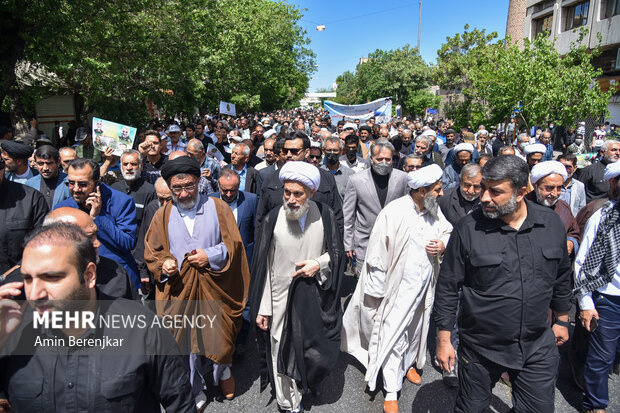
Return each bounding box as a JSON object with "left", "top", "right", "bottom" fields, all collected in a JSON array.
[{"left": 554, "top": 319, "right": 570, "bottom": 328}]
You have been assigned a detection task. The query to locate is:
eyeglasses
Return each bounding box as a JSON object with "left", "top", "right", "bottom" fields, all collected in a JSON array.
[
  {"left": 283, "top": 148, "right": 302, "bottom": 155},
  {"left": 324, "top": 150, "right": 340, "bottom": 155},
  {"left": 65, "top": 180, "right": 91, "bottom": 188},
  {"left": 405, "top": 165, "right": 422, "bottom": 171},
  {"left": 308, "top": 154, "right": 322, "bottom": 160},
  {"left": 170, "top": 184, "right": 196, "bottom": 195}
]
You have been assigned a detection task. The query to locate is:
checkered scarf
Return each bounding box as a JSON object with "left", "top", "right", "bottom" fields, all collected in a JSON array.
[{"left": 574, "top": 200, "right": 620, "bottom": 298}]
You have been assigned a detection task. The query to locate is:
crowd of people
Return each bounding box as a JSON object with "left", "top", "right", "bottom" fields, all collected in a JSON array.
[{"left": 0, "top": 109, "right": 619, "bottom": 413}]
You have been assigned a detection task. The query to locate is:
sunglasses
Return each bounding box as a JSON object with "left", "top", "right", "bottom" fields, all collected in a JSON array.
[
  {"left": 65, "top": 180, "right": 91, "bottom": 189},
  {"left": 308, "top": 154, "right": 322, "bottom": 160},
  {"left": 283, "top": 148, "right": 302, "bottom": 155}
]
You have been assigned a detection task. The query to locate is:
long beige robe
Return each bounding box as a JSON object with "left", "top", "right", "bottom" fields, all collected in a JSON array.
[
  {"left": 341, "top": 194, "right": 452, "bottom": 391},
  {"left": 258, "top": 201, "right": 330, "bottom": 410}
]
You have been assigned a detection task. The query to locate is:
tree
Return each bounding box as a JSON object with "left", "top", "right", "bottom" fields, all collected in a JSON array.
[
  {"left": 355, "top": 45, "right": 431, "bottom": 114},
  {"left": 466, "top": 30, "right": 612, "bottom": 128},
  {"left": 1, "top": 0, "right": 315, "bottom": 126},
  {"left": 405, "top": 90, "right": 441, "bottom": 120},
  {"left": 333, "top": 71, "right": 358, "bottom": 105}
]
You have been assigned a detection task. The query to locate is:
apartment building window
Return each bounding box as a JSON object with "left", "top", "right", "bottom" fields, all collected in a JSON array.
[
  {"left": 565, "top": 1, "right": 590, "bottom": 30},
  {"left": 533, "top": 14, "right": 554, "bottom": 37},
  {"left": 605, "top": 0, "right": 620, "bottom": 18}
]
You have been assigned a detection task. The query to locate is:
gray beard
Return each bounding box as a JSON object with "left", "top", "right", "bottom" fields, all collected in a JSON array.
[
  {"left": 482, "top": 193, "right": 518, "bottom": 219},
  {"left": 423, "top": 194, "right": 439, "bottom": 220},
  {"left": 282, "top": 196, "right": 311, "bottom": 221},
  {"left": 121, "top": 170, "right": 139, "bottom": 183},
  {"left": 171, "top": 192, "right": 199, "bottom": 211},
  {"left": 535, "top": 188, "right": 558, "bottom": 207}
]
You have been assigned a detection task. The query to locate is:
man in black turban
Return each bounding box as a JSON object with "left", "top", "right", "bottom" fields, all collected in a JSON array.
[{"left": 0, "top": 141, "right": 37, "bottom": 184}]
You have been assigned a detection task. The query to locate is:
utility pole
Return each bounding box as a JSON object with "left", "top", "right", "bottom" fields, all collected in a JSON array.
[{"left": 417, "top": 1, "right": 422, "bottom": 52}]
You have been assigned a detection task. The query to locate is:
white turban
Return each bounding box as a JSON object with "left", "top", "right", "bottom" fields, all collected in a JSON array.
[
  {"left": 524, "top": 143, "right": 546, "bottom": 155},
  {"left": 421, "top": 129, "right": 437, "bottom": 138},
  {"left": 343, "top": 122, "right": 357, "bottom": 131},
  {"left": 530, "top": 161, "right": 568, "bottom": 184},
  {"left": 407, "top": 164, "right": 443, "bottom": 189},
  {"left": 454, "top": 143, "right": 474, "bottom": 154},
  {"left": 604, "top": 161, "right": 620, "bottom": 181},
  {"left": 279, "top": 161, "right": 321, "bottom": 191},
  {"left": 263, "top": 129, "right": 276, "bottom": 139}
]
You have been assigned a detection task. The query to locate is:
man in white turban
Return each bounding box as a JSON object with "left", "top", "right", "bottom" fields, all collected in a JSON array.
[
  {"left": 249, "top": 161, "right": 345, "bottom": 413},
  {"left": 442, "top": 143, "right": 474, "bottom": 190},
  {"left": 341, "top": 164, "right": 453, "bottom": 413},
  {"left": 524, "top": 143, "right": 547, "bottom": 170},
  {"left": 526, "top": 160, "right": 580, "bottom": 255}
]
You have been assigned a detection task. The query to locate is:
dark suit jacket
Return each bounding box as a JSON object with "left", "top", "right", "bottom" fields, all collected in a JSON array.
[
  {"left": 256, "top": 166, "right": 343, "bottom": 233},
  {"left": 438, "top": 186, "right": 480, "bottom": 227},
  {"left": 244, "top": 166, "right": 258, "bottom": 194},
  {"left": 211, "top": 191, "right": 257, "bottom": 264}
]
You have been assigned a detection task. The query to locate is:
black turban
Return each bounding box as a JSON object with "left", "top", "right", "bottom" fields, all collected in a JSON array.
[
  {"left": 160, "top": 156, "right": 201, "bottom": 180},
  {"left": 0, "top": 141, "right": 33, "bottom": 159},
  {"left": 359, "top": 125, "right": 372, "bottom": 133}
]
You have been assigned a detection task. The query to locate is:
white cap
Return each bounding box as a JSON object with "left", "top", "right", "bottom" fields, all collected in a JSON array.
[
  {"left": 407, "top": 164, "right": 443, "bottom": 189},
  {"left": 279, "top": 161, "right": 321, "bottom": 191},
  {"left": 524, "top": 143, "right": 546, "bottom": 155},
  {"left": 454, "top": 143, "right": 474, "bottom": 154},
  {"left": 530, "top": 161, "right": 568, "bottom": 184}
]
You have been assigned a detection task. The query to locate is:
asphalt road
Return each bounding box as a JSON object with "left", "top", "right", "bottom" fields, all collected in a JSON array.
[{"left": 202, "top": 274, "right": 620, "bottom": 413}]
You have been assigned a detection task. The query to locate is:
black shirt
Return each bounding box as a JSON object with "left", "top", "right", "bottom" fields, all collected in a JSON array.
[
  {"left": 111, "top": 178, "right": 157, "bottom": 228},
  {"left": 142, "top": 155, "right": 168, "bottom": 185},
  {"left": 575, "top": 159, "right": 610, "bottom": 203},
  {"left": 0, "top": 293, "right": 194, "bottom": 412},
  {"left": 434, "top": 201, "right": 572, "bottom": 369},
  {"left": 0, "top": 180, "right": 49, "bottom": 274},
  {"left": 371, "top": 168, "right": 389, "bottom": 208},
  {"left": 39, "top": 176, "right": 59, "bottom": 210}
]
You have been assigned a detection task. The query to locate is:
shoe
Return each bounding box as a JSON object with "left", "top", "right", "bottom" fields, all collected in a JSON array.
[
  {"left": 442, "top": 369, "right": 458, "bottom": 388},
  {"left": 383, "top": 400, "right": 399, "bottom": 413},
  {"left": 406, "top": 367, "right": 422, "bottom": 385},
  {"left": 220, "top": 375, "right": 235, "bottom": 400}
]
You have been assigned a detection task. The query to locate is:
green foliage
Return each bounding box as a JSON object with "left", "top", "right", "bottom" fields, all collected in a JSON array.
[
  {"left": 333, "top": 45, "right": 432, "bottom": 114},
  {"left": 405, "top": 90, "right": 440, "bottom": 119},
  {"left": 434, "top": 25, "right": 612, "bottom": 128},
  {"left": 1, "top": 0, "right": 315, "bottom": 125}
]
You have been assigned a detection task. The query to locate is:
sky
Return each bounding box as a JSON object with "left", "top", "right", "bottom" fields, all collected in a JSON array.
[{"left": 290, "top": 0, "right": 510, "bottom": 92}]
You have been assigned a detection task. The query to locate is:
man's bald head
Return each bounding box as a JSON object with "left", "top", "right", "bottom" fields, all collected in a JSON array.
[
  {"left": 168, "top": 151, "right": 188, "bottom": 160},
  {"left": 187, "top": 138, "right": 203, "bottom": 152},
  {"left": 155, "top": 177, "right": 172, "bottom": 206},
  {"left": 44, "top": 207, "right": 100, "bottom": 250}
]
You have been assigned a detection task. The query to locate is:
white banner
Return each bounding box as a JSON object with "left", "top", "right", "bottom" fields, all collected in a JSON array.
[
  {"left": 323, "top": 97, "right": 392, "bottom": 126},
  {"left": 219, "top": 101, "right": 236, "bottom": 116}
]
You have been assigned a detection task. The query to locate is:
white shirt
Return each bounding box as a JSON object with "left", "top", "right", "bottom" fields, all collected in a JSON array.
[
  {"left": 574, "top": 203, "right": 620, "bottom": 310},
  {"left": 228, "top": 198, "right": 239, "bottom": 221},
  {"left": 178, "top": 204, "right": 198, "bottom": 236}
]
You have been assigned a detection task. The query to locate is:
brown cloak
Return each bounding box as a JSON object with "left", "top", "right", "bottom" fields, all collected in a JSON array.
[{"left": 144, "top": 197, "right": 250, "bottom": 364}]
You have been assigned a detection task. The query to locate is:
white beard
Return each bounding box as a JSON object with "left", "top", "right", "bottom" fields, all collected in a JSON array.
[{"left": 282, "top": 198, "right": 311, "bottom": 221}]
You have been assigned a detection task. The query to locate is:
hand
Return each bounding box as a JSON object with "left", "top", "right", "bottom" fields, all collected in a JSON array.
[
  {"left": 162, "top": 259, "right": 178, "bottom": 276},
  {"left": 256, "top": 314, "right": 269, "bottom": 331},
  {"left": 187, "top": 249, "right": 210, "bottom": 269},
  {"left": 552, "top": 324, "right": 569, "bottom": 346},
  {"left": 580, "top": 309, "right": 599, "bottom": 332},
  {"left": 346, "top": 250, "right": 356, "bottom": 259},
  {"left": 292, "top": 260, "right": 320, "bottom": 278},
  {"left": 425, "top": 239, "right": 445, "bottom": 256},
  {"left": 102, "top": 146, "right": 115, "bottom": 161},
  {"left": 201, "top": 168, "right": 212, "bottom": 179},
  {"left": 567, "top": 240, "right": 574, "bottom": 255},
  {"left": 140, "top": 279, "right": 151, "bottom": 295},
  {"left": 86, "top": 186, "right": 102, "bottom": 218},
  {"left": 0, "top": 282, "right": 27, "bottom": 349},
  {"left": 138, "top": 141, "right": 152, "bottom": 156},
  {"left": 436, "top": 340, "right": 456, "bottom": 373}
]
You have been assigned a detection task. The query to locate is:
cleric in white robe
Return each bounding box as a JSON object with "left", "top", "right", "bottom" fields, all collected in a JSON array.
[
  {"left": 341, "top": 164, "right": 453, "bottom": 413},
  {"left": 249, "top": 161, "right": 345, "bottom": 413}
]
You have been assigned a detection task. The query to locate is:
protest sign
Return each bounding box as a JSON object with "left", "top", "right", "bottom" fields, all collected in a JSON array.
[
  {"left": 91, "top": 117, "right": 137, "bottom": 156},
  {"left": 219, "top": 101, "right": 236, "bottom": 116},
  {"left": 323, "top": 97, "right": 392, "bottom": 125}
]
